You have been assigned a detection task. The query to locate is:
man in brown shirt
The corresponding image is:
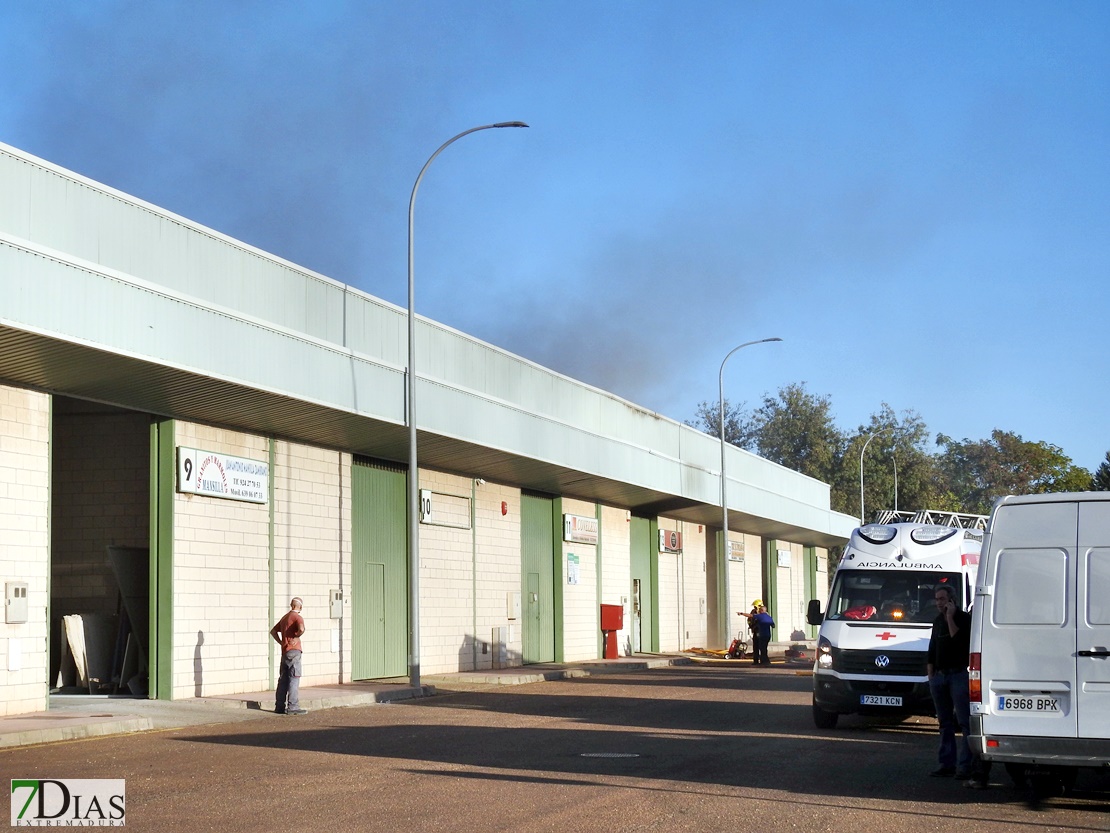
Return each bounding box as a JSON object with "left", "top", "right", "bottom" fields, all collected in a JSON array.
[{"left": 270, "top": 597, "right": 307, "bottom": 715}]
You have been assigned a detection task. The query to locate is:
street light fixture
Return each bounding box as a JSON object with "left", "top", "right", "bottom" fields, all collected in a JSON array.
[
  {"left": 407, "top": 121, "right": 528, "bottom": 690},
  {"left": 718, "top": 337, "right": 782, "bottom": 647},
  {"left": 859, "top": 427, "right": 894, "bottom": 524}
]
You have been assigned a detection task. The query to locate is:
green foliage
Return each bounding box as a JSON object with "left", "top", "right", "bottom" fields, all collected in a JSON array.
[
  {"left": 1094, "top": 452, "right": 1110, "bottom": 491},
  {"left": 686, "top": 398, "right": 754, "bottom": 448},
  {"left": 750, "top": 383, "right": 843, "bottom": 484},
  {"left": 688, "top": 388, "right": 1096, "bottom": 518},
  {"left": 831, "top": 404, "right": 956, "bottom": 520},
  {"left": 936, "top": 430, "right": 1093, "bottom": 515}
]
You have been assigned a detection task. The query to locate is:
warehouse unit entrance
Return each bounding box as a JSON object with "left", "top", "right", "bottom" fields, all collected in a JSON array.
[
  {"left": 521, "top": 493, "right": 557, "bottom": 664},
  {"left": 630, "top": 516, "right": 657, "bottom": 653},
  {"left": 49, "top": 396, "right": 153, "bottom": 698},
  {"left": 351, "top": 458, "right": 408, "bottom": 680}
]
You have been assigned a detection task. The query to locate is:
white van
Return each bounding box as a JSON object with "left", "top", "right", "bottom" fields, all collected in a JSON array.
[
  {"left": 969, "top": 492, "right": 1110, "bottom": 791},
  {"left": 807, "top": 512, "right": 985, "bottom": 729}
]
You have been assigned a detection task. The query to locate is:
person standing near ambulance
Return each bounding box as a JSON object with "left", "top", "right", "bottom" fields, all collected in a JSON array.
[
  {"left": 270, "top": 597, "right": 307, "bottom": 715},
  {"left": 927, "top": 585, "right": 971, "bottom": 778},
  {"left": 748, "top": 601, "right": 775, "bottom": 666}
]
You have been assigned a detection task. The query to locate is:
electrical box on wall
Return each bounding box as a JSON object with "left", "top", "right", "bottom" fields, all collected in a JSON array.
[
  {"left": 6, "top": 582, "right": 28, "bottom": 624},
  {"left": 507, "top": 591, "right": 521, "bottom": 620},
  {"left": 330, "top": 590, "right": 344, "bottom": 620}
]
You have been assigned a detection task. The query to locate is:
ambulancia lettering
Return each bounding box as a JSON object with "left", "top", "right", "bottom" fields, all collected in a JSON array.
[{"left": 854, "top": 561, "right": 943, "bottom": 570}]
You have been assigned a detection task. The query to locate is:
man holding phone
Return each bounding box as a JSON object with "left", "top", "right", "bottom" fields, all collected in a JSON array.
[{"left": 926, "top": 584, "right": 972, "bottom": 779}]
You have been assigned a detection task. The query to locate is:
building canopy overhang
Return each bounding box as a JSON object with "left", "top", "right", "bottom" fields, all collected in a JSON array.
[{"left": 0, "top": 143, "right": 857, "bottom": 549}]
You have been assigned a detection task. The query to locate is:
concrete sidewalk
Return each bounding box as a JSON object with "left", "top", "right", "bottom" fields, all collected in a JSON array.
[{"left": 0, "top": 654, "right": 696, "bottom": 750}]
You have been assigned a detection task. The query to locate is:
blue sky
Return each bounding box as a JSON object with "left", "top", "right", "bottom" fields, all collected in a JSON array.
[{"left": 3, "top": 1, "right": 1108, "bottom": 471}]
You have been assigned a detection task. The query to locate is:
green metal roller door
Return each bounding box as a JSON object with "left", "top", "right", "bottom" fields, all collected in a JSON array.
[
  {"left": 352, "top": 458, "right": 408, "bottom": 680},
  {"left": 521, "top": 493, "right": 557, "bottom": 664}
]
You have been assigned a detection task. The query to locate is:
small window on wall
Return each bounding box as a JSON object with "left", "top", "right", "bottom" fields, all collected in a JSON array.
[
  {"left": 1088, "top": 549, "right": 1110, "bottom": 626},
  {"left": 994, "top": 548, "right": 1067, "bottom": 625}
]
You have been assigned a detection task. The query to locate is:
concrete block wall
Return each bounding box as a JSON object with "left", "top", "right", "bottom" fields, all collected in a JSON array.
[
  {"left": 173, "top": 424, "right": 271, "bottom": 698},
  {"left": 560, "top": 498, "right": 598, "bottom": 662},
  {"left": 784, "top": 541, "right": 828, "bottom": 641},
  {"left": 415, "top": 472, "right": 523, "bottom": 674},
  {"left": 271, "top": 441, "right": 350, "bottom": 687},
  {"left": 774, "top": 541, "right": 806, "bottom": 640},
  {"left": 0, "top": 385, "right": 50, "bottom": 716},
  {"left": 681, "top": 522, "right": 709, "bottom": 651},
  {"left": 417, "top": 471, "right": 478, "bottom": 673},
  {"left": 472, "top": 481, "right": 522, "bottom": 670},
  {"left": 724, "top": 532, "right": 768, "bottom": 649},
  {"left": 656, "top": 521, "right": 682, "bottom": 652},
  {"left": 734, "top": 532, "right": 765, "bottom": 613},
  {"left": 657, "top": 547, "right": 681, "bottom": 652},
  {"left": 51, "top": 411, "right": 149, "bottom": 619},
  {"left": 599, "top": 505, "right": 630, "bottom": 655},
  {"left": 764, "top": 540, "right": 829, "bottom": 642}
]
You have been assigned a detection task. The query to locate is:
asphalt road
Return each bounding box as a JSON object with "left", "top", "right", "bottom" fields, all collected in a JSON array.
[{"left": 4, "top": 666, "right": 1108, "bottom": 832}]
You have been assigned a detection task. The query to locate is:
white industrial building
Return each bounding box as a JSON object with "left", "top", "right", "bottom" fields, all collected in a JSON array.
[{"left": 0, "top": 142, "right": 857, "bottom": 716}]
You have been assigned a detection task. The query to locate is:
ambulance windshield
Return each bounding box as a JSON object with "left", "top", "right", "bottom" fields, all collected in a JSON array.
[{"left": 825, "top": 570, "right": 964, "bottom": 624}]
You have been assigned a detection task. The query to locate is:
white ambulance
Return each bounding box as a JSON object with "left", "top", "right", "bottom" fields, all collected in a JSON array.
[
  {"left": 969, "top": 493, "right": 1110, "bottom": 793},
  {"left": 807, "top": 511, "right": 986, "bottom": 729}
]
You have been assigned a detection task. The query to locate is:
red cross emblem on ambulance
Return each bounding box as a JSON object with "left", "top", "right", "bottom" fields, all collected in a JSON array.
[{"left": 876, "top": 632, "right": 896, "bottom": 641}]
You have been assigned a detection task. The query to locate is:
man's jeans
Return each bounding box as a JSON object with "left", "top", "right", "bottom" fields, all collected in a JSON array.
[
  {"left": 276, "top": 649, "right": 302, "bottom": 712},
  {"left": 929, "top": 669, "right": 972, "bottom": 773}
]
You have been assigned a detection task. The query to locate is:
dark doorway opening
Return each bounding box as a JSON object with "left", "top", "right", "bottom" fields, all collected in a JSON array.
[{"left": 50, "top": 396, "right": 151, "bottom": 699}]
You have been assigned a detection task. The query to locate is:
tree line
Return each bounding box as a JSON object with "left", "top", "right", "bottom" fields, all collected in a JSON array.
[{"left": 688, "top": 382, "right": 1110, "bottom": 520}]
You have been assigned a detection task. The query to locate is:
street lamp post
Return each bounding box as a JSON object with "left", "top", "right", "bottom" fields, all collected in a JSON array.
[
  {"left": 858, "top": 427, "right": 894, "bottom": 524},
  {"left": 718, "top": 337, "right": 782, "bottom": 647},
  {"left": 892, "top": 453, "right": 898, "bottom": 512},
  {"left": 407, "top": 121, "right": 528, "bottom": 690}
]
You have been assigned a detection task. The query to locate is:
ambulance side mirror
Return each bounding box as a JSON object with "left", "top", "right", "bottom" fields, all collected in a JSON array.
[{"left": 806, "top": 598, "right": 824, "bottom": 626}]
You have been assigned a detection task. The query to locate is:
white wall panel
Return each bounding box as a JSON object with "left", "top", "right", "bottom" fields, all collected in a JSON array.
[{"left": 0, "top": 142, "right": 857, "bottom": 545}]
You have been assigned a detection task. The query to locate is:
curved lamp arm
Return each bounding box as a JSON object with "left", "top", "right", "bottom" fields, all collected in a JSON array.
[
  {"left": 406, "top": 121, "right": 528, "bottom": 690},
  {"left": 718, "top": 336, "right": 782, "bottom": 645}
]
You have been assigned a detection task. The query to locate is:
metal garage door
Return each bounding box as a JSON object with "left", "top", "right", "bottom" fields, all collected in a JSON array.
[{"left": 352, "top": 458, "right": 408, "bottom": 680}]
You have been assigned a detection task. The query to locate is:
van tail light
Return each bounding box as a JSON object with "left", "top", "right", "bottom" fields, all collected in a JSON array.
[{"left": 969, "top": 652, "right": 982, "bottom": 703}]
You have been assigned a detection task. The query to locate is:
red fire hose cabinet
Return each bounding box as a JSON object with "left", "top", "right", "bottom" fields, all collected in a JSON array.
[{"left": 600, "top": 604, "right": 624, "bottom": 659}]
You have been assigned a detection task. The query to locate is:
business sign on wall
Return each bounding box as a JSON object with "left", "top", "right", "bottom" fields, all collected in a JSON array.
[
  {"left": 177, "top": 448, "right": 269, "bottom": 504},
  {"left": 567, "top": 553, "right": 580, "bottom": 585},
  {"left": 727, "top": 540, "right": 745, "bottom": 562},
  {"left": 658, "top": 529, "right": 683, "bottom": 553},
  {"left": 563, "top": 514, "right": 598, "bottom": 545}
]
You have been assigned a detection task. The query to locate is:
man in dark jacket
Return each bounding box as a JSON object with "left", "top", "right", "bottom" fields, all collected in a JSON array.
[
  {"left": 927, "top": 584, "right": 971, "bottom": 778},
  {"left": 749, "top": 603, "right": 775, "bottom": 667}
]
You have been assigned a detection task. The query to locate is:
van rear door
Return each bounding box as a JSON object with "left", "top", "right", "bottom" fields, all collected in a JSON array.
[
  {"left": 1078, "top": 499, "right": 1110, "bottom": 739},
  {"left": 980, "top": 500, "right": 1078, "bottom": 739}
]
